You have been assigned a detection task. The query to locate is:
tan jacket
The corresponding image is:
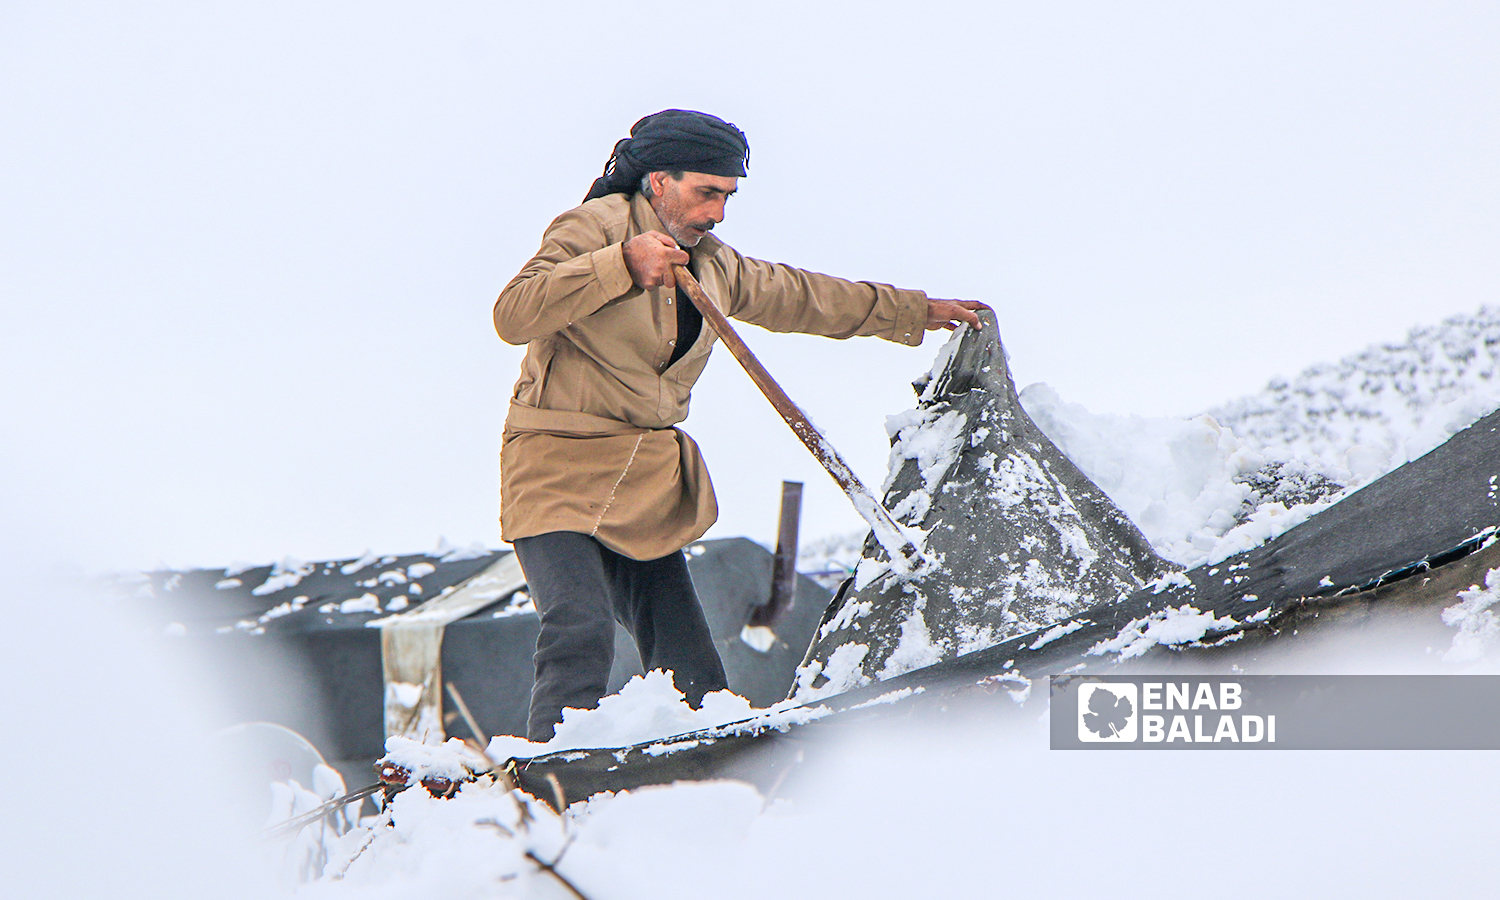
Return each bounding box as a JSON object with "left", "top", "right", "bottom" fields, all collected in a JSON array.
[{"left": 495, "top": 192, "right": 929, "bottom": 560}]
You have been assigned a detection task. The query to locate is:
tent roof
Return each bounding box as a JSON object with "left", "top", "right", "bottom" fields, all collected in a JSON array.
[{"left": 511, "top": 408, "right": 1500, "bottom": 806}]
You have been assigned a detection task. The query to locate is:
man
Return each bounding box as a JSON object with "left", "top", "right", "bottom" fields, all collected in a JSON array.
[{"left": 494, "top": 109, "right": 985, "bottom": 740}]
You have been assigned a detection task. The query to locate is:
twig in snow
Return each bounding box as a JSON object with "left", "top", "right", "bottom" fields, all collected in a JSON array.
[
  {"left": 446, "top": 681, "right": 490, "bottom": 747},
  {"left": 447, "top": 681, "right": 523, "bottom": 792},
  {"left": 262, "top": 783, "right": 383, "bottom": 841},
  {"left": 524, "top": 849, "right": 592, "bottom": 900},
  {"left": 545, "top": 772, "right": 568, "bottom": 816}
]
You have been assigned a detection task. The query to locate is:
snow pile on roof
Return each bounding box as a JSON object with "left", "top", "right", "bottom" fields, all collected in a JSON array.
[
  {"left": 1087, "top": 603, "right": 1240, "bottom": 660},
  {"left": 1210, "top": 305, "right": 1500, "bottom": 473},
  {"left": 477, "top": 670, "right": 827, "bottom": 762},
  {"left": 383, "top": 736, "right": 492, "bottom": 784},
  {"left": 1016, "top": 306, "right": 1500, "bottom": 569}
]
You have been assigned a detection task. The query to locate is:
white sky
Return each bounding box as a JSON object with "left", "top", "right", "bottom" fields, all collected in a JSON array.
[{"left": 2, "top": 1, "right": 1496, "bottom": 573}]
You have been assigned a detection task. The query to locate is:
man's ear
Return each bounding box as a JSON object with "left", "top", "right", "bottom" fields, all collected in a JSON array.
[{"left": 647, "top": 171, "right": 667, "bottom": 198}]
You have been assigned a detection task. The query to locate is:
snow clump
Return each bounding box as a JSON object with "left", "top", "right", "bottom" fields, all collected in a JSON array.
[
  {"left": 1088, "top": 604, "right": 1240, "bottom": 660},
  {"left": 1441, "top": 566, "right": 1500, "bottom": 664},
  {"left": 480, "top": 670, "right": 829, "bottom": 763}
]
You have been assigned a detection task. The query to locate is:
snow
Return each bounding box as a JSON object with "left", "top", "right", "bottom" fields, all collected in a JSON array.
[
  {"left": 850, "top": 491, "right": 933, "bottom": 578},
  {"left": 800, "top": 306, "right": 1496, "bottom": 584},
  {"left": 1441, "top": 567, "right": 1500, "bottom": 663},
  {"left": 43, "top": 307, "right": 1500, "bottom": 898},
  {"left": 1027, "top": 618, "right": 1086, "bottom": 650},
  {"left": 339, "top": 550, "right": 381, "bottom": 576},
  {"left": 490, "top": 591, "right": 536, "bottom": 618},
  {"left": 844, "top": 686, "right": 923, "bottom": 710},
  {"left": 852, "top": 554, "right": 890, "bottom": 591},
  {"left": 876, "top": 595, "right": 945, "bottom": 679},
  {"left": 792, "top": 642, "right": 871, "bottom": 702},
  {"left": 1017, "top": 306, "right": 1500, "bottom": 570},
  {"left": 288, "top": 709, "right": 1500, "bottom": 899},
  {"left": 387, "top": 682, "right": 424, "bottom": 709},
  {"left": 383, "top": 735, "right": 490, "bottom": 783},
  {"left": 1148, "top": 570, "right": 1194, "bottom": 594},
  {"left": 818, "top": 596, "right": 873, "bottom": 639},
  {"left": 466, "top": 670, "right": 832, "bottom": 763},
  {"left": 881, "top": 407, "right": 968, "bottom": 522},
  {"left": 792, "top": 313, "right": 1493, "bottom": 610},
  {"left": 251, "top": 557, "right": 314, "bottom": 597},
  {"left": 1209, "top": 306, "right": 1500, "bottom": 472},
  {"left": 739, "top": 624, "right": 776, "bottom": 652},
  {"left": 430, "top": 537, "right": 492, "bottom": 562},
  {"left": 1021, "top": 385, "right": 1298, "bottom": 568},
  {"left": 1088, "top": 603, "right": 1240, "bottom": 660},
  {"left": 338, "top": 593, "right": 381, "bottom": 615}
]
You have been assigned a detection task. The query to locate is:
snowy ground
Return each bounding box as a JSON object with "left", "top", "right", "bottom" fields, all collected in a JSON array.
[
  {"left": 306, "top": 712, "right": 1500, "bottom": 900},
  {"left": 9, "top": 308, "right": 1500, "bottom": 898}
]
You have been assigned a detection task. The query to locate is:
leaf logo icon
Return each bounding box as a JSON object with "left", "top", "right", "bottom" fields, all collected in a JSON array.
[
  {"left": 1083, "top": 687, "right": 1134, "bottom": 738},
  {"left": 1075, "top": 683, "right": 1139, "bottom": 742}
]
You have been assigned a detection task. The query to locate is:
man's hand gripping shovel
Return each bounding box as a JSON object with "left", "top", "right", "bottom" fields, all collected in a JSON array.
[{"left": 671, "top": 265, "right": 936, "bottom": 577}]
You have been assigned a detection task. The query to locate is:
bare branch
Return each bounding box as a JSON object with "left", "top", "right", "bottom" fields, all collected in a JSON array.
[
  {"left": 262, "top": 783, "right": 383, "bottom": 841},
  {"left": 524, "top": 849, "right": 593, "bottom": 900}
]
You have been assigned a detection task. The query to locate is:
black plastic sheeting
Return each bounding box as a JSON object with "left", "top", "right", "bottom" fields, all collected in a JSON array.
[
  {"left": 127, "top": 538, "right": 830, "bottom": 761},
  {"left": 799, "top": 310, "right": 1172, "bottom": 692},
  {"left": 513, "top": 409, "right": 1500, "bottom": 805}
]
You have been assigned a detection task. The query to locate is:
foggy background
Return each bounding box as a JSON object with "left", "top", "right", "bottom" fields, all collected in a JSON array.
[{"left": 3, "top": 1, "right": 1497, "bottom": 573}]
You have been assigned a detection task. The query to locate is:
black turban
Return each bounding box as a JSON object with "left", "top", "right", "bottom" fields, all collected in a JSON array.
[{"left": 583, "top": 109, "right": 749, "bottom": 203}]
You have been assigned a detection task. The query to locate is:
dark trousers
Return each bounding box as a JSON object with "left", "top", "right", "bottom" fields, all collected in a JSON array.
[{"left": 513, "top": 531, "right": 728, "bottom": 741}]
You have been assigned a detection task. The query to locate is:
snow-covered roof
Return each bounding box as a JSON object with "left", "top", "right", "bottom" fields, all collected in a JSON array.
[{"left": 123, "top": 538, "right": 833, "bottom": 762}]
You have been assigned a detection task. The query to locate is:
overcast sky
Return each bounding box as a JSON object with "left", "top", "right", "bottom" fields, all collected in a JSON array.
[{"left": 3, "top": 1, "right": 1496, "bottom": 573}]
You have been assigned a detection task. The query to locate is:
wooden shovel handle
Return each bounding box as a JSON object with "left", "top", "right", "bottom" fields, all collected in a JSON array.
[{"left": 672, "top": 265, "right": 924, "bottom": 568}]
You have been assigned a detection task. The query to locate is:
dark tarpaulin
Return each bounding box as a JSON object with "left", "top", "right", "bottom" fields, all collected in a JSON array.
[
  {"left": 796, "top": 309, "right": 1173, "bottom": 697},
  {"left": 513, "top": 408, "right": 1500, "bottom": 805},
  {"left": 129, "top": 538, "right": 830, "bottom": 762}
]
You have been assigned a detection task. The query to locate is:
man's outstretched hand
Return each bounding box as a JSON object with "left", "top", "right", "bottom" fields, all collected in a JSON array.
[
  {"left": 927, "top": 298, "right": 990, "bottom": 331},
  {"left": 624, "top": 231, "right": 690, "bottom": 290}
]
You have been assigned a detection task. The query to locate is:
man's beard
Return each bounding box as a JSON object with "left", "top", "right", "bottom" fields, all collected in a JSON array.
[
  {"left": 657, "top": 196, "right": 713, "bottom": 247},
  {"left": 665, "top": 217, "right": 713, "bottom": 247}
]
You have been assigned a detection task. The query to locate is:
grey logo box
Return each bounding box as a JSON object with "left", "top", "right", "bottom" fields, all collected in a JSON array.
[{"left": 1051, "top": 676, "right": 1500, "bottom": 750}]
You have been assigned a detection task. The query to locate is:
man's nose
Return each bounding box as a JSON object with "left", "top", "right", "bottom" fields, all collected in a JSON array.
[{"left": 709, "top": 199, "right": 726, "bottom": 222}]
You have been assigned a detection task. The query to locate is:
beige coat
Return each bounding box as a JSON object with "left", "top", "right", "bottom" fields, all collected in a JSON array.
[{"left": 495, "top": 191, "right": 929, "bottom": 560}]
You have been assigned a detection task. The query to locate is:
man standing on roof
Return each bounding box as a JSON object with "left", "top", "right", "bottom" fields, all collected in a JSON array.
[{"left": 494, "top": 109, "right": 986, "bottom": 741}]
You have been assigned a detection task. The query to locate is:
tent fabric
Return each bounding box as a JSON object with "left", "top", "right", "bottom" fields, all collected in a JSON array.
[
  {"left": 126, "top": 538, "right": 831, "bottom": 761},
  {"left": 514, "top": 409, "right": 1500, "bottom": 804},
  {"left": 797, "top": 309, "right": 1173, "bottom": 696}
]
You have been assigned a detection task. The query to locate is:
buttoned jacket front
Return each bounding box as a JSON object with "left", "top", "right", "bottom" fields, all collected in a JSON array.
[{"left": 495, "top": 191, "right": 929, "bottom": 559}]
